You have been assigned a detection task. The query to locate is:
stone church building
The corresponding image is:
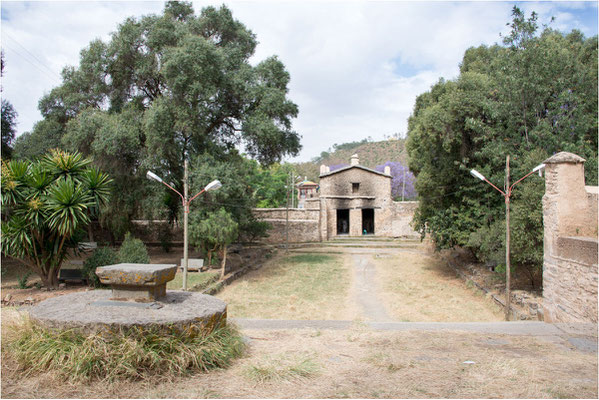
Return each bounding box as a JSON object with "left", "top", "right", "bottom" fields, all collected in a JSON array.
[{"left": 254, "top": 154, "right": 419, "bottom": 242}]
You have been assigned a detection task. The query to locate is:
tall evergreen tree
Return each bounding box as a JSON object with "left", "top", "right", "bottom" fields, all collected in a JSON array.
[
  {"left": 407, "top": 7, "right": 597, "bottom": 287},
  {"left": 21, "top": 1, "right": 300, "bottom": 237}
]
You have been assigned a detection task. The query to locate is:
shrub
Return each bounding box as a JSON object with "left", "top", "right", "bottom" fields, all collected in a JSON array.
[
  {"left": 118, "top": 232, "right": 150, "bottom": 264},
  {"left": 82, "top": 247, "right": 119, "bottom": 287},
  {"left": 4, "top": 316, "right": 246, "bottom": 382},
  {"left": 17, "top": 272, "right": 31, "bottom": 289}
]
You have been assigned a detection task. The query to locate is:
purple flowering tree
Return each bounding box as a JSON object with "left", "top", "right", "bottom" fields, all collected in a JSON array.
[
  {"left": 329, "top": 164, "right": 349, "bottom": 172},
  {"left": 375, "top": 161, "right": 417, "bottom": 200}
]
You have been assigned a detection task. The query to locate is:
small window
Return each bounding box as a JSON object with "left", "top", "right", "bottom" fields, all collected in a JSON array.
[{"left": 352, "top": 182, "right": 360, "bottom": 193}]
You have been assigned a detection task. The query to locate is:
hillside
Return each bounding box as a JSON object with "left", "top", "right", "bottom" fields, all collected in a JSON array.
[{"left": 293, "top": 138, "right": 409, "bottom": 181}]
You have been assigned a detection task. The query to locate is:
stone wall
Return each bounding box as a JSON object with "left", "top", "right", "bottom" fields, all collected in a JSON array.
[
  {"left": 252, "top": 208, "right": 321, "bottom": 244},
  {"left": 391, "top": 201, "right": 420, "bottom": 238},
  {"left": 542, "top": 152, "right": 598, "bottom": 323}
]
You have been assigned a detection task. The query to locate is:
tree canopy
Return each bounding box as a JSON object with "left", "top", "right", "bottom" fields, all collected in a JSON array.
[
  {"left": 406, "top": 7, "right": 597, "bottom": 286},
  {"left": 1, "top": 52, "right": 17, "bottom": 159},
  {"left": 15, "top": 1, "right": 301, "bottom": 237}
]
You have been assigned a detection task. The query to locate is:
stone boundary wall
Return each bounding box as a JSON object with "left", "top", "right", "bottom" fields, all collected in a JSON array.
[
  {"left": 542, "top": 152, "right": 598, "bottom": 323},
  {"left": 390, "top": 201, "right": 420, "bottom": 238},
  {"left": 252, "top": 208, "right": 320, "bottom": 244}
]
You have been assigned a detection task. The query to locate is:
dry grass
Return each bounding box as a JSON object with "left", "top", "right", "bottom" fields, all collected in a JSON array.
[
  {"left": 373, "top": 251, "right": 504, "bottom": 321},
  {"left": 2, "top": 310, "right": 245, "bottom": 382},
  {"left": 3, "top": 306, "right": 595, "bottom": 399},
  {"left": 216, "top": 253, "right": 352, "bottom": 320},
  {"left": 244, "top": 352, "right": 320, "bottom": 383}
]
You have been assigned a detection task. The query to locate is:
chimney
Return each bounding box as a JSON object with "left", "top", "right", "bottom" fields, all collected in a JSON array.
[
  {"left": 384, "top": 166, "right": 391, "bottom": 175},
  {"left": 320, "top": 165, "right": 327, "bottom": 175},
  {"left": 350, "top": 154, "right": 359, "bottom": 166}
]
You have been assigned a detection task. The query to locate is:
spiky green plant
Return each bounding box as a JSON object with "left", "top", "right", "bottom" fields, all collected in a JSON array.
[{"left": 1, "top": 150, "right": 112, "bottom": 288}]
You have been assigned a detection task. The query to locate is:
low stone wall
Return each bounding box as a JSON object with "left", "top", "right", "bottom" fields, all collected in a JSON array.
[
  {"left": 252, "top": 208, "right": 321, "bottom": 244},
  {"left": 542, "top": 152, "right": 598, "bottom": 323}
]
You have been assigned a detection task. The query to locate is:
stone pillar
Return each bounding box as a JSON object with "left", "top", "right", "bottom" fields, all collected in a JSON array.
[
  {"left": 350, "top": 208, "right": 362, "bottom": 236},
  {"left": 542, "top": 151, "right": 598, "bottom": 322},
  {"left": 543, "top": 152, "right": 590, "bottom": 238}
]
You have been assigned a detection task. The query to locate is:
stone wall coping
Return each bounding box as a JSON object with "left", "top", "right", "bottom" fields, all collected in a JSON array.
[
  {"left": 320, "top": 195, "right": 376, "bottom": 199},
  {"left": 259, "top": 218, "right": 319, "bottom": 223},
  {"left": 253, "top": 207, "right": 316, "bottom": 212},
  {"left": 585, "top": 186, "right": 598, "bottom": 195},
  {"left": 544, "top": 151, "right": 586, "bottom": 164}
]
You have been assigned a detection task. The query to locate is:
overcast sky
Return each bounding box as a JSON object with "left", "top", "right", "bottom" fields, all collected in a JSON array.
[{"left": 1, "top": 1, "right": 597, "bottom": 162}]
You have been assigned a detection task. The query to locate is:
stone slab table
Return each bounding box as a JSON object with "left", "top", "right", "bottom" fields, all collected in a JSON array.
[{"left": 95, "top": 263, "right": 177, "bottom": 301}]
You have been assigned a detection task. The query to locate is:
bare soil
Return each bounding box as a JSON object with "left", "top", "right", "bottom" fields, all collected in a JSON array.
[{"left": 2, "top": 306, "right": 596, "bottom": 399}]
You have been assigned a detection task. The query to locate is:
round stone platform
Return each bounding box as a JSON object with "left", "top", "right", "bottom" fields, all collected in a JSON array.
[{"left": 29, "top": 290, "right": 227, "bottom": 334}]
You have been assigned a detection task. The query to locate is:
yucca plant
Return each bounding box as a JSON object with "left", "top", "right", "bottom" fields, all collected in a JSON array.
[{"left": 1, "top": 150, "right": 112, "bottom": 288}]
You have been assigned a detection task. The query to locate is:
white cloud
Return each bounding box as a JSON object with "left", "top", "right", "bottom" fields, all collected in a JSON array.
[{"left": 1, "top": 1, "right": 596, "bottom": 162}]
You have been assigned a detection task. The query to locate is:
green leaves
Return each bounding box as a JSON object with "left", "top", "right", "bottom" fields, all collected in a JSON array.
[
  {"left": 46, "top": 177, "right": 92, "bottom": 237},
  {"left": 406, "top": 7, "right": 597, "bottom": 287},
  {"left": 0, "top": 151, "right": 111, "bottom": 287}
]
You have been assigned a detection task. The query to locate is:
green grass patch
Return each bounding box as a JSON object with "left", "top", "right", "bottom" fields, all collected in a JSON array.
[
  {"left": 217, "top": 252, "right": 350, "bottom": 319},
  {"left": 244, "top": 353, "right": 320, "bottom": 383},
  {"left": 286, "top": 254, "right": 335, "bottom": 264},
  {"left": 167, "top": 271, "right": 220, "bottom": 291},
  {"left": 4, "top": 316, "right": 246, "bottom": 382}
]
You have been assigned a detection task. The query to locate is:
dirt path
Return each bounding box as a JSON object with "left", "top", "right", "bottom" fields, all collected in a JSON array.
[{"left": 351, "top": 254, "right": 392, "bottom": 322}]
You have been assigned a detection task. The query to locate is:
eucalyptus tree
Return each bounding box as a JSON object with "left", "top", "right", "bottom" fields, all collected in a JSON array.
[
  {"left": 27, "top": 1, "right": 299, "bottom": 236},
  {"left": 1, "top": 150, "right": 112, "bottom": 288}
]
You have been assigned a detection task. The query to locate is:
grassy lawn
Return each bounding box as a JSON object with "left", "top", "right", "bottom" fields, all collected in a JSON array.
[
  {"left": 216, "top": 253, "right": 351, "bottom": 320},
  {"left": 374, "top": 252, "right": 504, "bottom": 322},
  {"left": 167, "top": 270, "right": 220, "bottom": 291}
]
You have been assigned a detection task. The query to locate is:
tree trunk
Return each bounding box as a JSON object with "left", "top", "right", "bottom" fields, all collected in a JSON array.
[
  {"left": 87, "top": 219, "right": 94, "bottom": 242},
  {"left": 220, "top": 245, "right": 228, "bottom": 280},
  {"left": 40, "top": 264, "right": 62, "bottom": 289}
]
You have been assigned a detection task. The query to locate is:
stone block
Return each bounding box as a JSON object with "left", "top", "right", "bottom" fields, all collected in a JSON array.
[
  {"left": 96, "top": 263, "right": 177, "bottom": 301},
  {"left": 180, "top": 258, "right": 204, "bottom": 271}
]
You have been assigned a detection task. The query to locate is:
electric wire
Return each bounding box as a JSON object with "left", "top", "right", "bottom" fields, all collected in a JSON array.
[{"left": 3, "top": 32, "right": 62, "bottom": 82}]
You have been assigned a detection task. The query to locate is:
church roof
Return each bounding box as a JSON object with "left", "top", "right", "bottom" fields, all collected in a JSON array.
[{"left": 319, "top": 164, "right": 392, "bottom": 178}]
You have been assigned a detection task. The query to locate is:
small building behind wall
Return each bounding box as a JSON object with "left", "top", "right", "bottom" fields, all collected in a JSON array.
[
  {"left": 253, "top": 154, "right": 420, "bottom": 243},
  {"left": 318, "top": 154, "right": 415, "bottom": 239}
]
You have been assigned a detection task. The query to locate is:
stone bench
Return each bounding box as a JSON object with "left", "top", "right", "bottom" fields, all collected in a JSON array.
[
  {"left": 95, "top": 263, "right": 177, "bottom": 301},
  {"left": 180, "top": 258, "right": 204, "bottom": 272}
]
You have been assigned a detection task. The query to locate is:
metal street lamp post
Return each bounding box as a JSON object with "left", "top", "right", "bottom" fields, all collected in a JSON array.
[
  {"left": 470, "top": 156, "right": 545, "bottom": 320},
  {"left": 147, "top": 160, "right": 222, "bottom": 290}
]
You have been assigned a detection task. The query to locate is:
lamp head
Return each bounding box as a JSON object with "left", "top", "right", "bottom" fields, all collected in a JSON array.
[
  {"left": 470, "top": 169, "right": 485, "bottom": 181},
  {"left": 532, "top": 163, "right": 546, "bottom": 173},
  {"left": 204, "top": 180, "right": 222, "bottom": 192},
  {"left": 146, "top": 171, "right": 163, "bottom": 183}
]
